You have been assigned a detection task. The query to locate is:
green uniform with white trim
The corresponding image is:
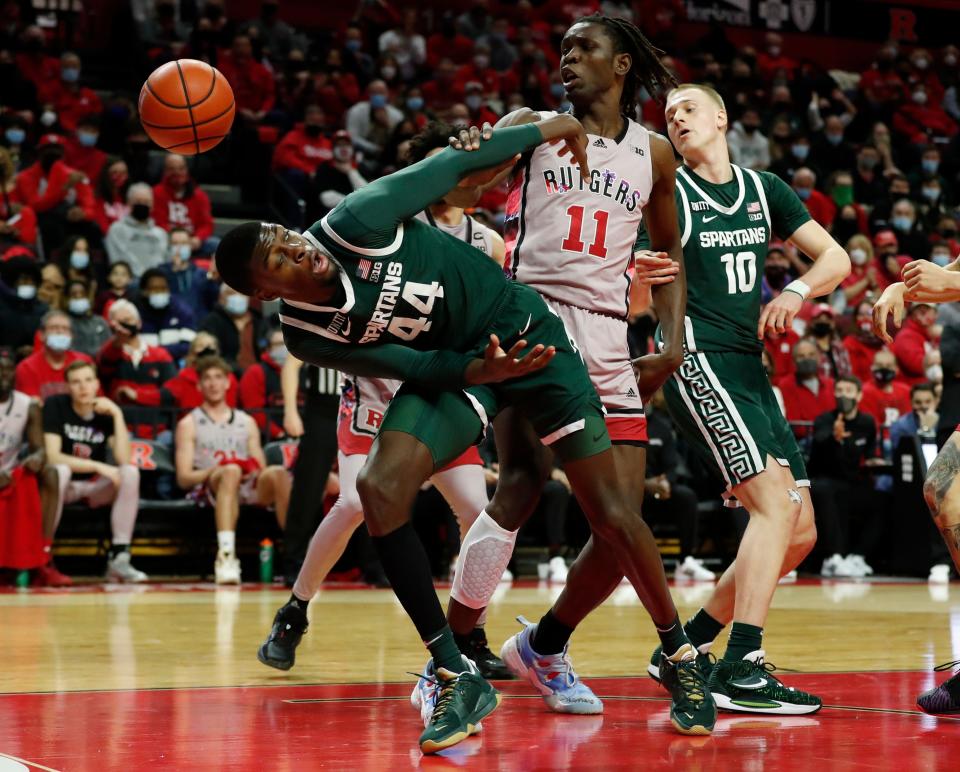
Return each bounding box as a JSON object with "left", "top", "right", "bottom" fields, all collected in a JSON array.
[
  {"left": 279, "top": 123, "right": 607, "bottom": 467},
  {"left": 637, "top": 163, "right": 811, "bottom": 493}
]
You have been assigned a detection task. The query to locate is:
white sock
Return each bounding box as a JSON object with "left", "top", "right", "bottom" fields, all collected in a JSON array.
[{"left": 217, "top": 531, "right": 235, "bottom": 555}]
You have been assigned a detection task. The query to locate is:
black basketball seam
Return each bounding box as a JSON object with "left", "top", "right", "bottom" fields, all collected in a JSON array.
[
  {"left": 144, "top": 79, "right": 186, "bottom": 109},
  {"left": 197, "top": 67, "right": 218, "bottom": 106},
  {"left": 140, "top": 99, "right": 235, "bottom": 131},
  {"left": 174, "top": 60, "right": 201, "bottom": 155},
  {"left": 162, "top": 134, "right": 230, "bottom": 151}
]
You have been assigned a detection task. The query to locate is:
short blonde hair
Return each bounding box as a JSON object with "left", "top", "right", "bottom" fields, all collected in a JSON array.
[
  {"left": 846, "top": 233, "right": 873, "bottom": 260},
  {"left": 668, "top": 83, "right": 726, "bottom": 111}
]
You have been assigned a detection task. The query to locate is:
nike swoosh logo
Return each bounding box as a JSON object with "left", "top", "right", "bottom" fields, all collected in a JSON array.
[
  {"left": 737, "top": 678, "right": 768, "bottom": 689},
  {"left": 702, "top": 214, "right": 718, "bottom": 223},
  {"left": 519, "top": 313, "right": 532, "bottom": 336},
  {"left": 592, "top": 432, "right": 605, "bottom": 442}
]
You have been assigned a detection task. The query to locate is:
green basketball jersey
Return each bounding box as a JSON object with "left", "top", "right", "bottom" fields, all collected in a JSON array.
[{"left": 641, "top": 164, "right": 810, "bottom": 354}]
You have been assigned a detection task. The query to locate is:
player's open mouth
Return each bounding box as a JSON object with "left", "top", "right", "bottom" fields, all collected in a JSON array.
[
  {"left": 677, "top": 128, "right": 691, "bottom": 140},
  {"left": 561, "top": 67, "right": 579, "bottom": 86}
]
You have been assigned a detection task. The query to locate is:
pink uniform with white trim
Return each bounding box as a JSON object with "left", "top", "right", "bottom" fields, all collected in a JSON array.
[{"left": 504, "top": 111, "right": 653, "bottom": 442}]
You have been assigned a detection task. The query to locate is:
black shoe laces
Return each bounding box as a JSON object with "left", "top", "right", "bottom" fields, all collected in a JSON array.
[{"left": 934, "top": 659, "right": 960, "bottom": 673}]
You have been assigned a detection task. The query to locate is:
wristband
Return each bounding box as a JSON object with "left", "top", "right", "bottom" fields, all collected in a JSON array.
[{"left": 782, "top": 279, "right": 810, "bottom": 300}]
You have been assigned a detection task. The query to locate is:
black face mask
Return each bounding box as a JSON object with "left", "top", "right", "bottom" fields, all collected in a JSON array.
[
  {"left": 131, "top": 203, "right": 150, "bottom": 222},
  {"left": 39, "top": 150, "right": 62, "bottom": 171},
  {"left": 795, "top": 358, "right": 819, "bottom": 378},
  {"left": 811, "top": 321, "right": 834, "bottom": 337},
  {"left": 836, "top": 396, "right": 857, "bottom": 415},
  {"left": 833, "top": 218, "right": 859, "bottom": 242},
  {"left": 304, "top": 124, "right": 323, "bottom": 137},
  {"left": 941, "top": 229, "right": 957, "bottom": 239},
  {"left": 119, "top": 321, "right": 140, "bottom": 335},
  {"left": 742, "top": 124, "right": 759, "bottom": 134},
  {"left": 195, "top": 347, "right": 217, "bottom": 359},
  {"left": 765, "top": 266, "right": 788, "bottom": 285},
  {"left": 873, "top": 367, "right": 896, "bottom": 385}
]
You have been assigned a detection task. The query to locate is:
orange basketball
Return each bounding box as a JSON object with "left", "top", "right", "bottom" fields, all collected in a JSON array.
[{"left": 138, "top": 59, "right": 235, "bottom": 155}]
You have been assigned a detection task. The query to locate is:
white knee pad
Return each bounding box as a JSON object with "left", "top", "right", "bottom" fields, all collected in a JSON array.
[{"left": 450, "top": 511, "right": 517, "bottom": 610}]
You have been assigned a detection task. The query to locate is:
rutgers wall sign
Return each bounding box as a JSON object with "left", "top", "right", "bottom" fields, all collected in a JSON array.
[{"left": 684, "top": 0, "right": 960, "bottom": 44}]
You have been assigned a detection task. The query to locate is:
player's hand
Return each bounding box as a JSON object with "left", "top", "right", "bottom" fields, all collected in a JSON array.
[
  {"left": 0, "top": 469, "right": 11, "bottom": 489},
  {"left": 283, "top": 410, "right": 304, "bottom": 438},
  {"left": 634, "top": 250, "right": 679, "bottom": 286},
  {"left": 538, "top": 113, "right": 590, "bottom": 181},
  {"left": 832, "top": 413, "right": 850, "bottom": 443},
  {"left": 902, "top": 259, "right": 960, "bottom": 301},
  {"left": 646, "top": 474, "right": 671, "bottom": 500},
  {"left": 872, "top": 283, "right": 907, "bottom": 344},
  {"left": 757, "top": 290, "right": 803, "bottom": 339},
  {"left": 92, "top": 397, "right": 121, "bottom": 416},
  {"left": 449, "top": 122, "right": 494, "bottom": 152},
  {"left": 466, "top": 334, "right": 556, "bottom": 385},
  {"left": 632, "top": 352, "right": 680, "bottom": 403}
]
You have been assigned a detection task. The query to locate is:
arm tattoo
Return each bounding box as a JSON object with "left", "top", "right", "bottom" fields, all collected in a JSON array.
[
  {"left": 924, "top": 440, "right": 960, "bottom": 516},
  {"left": 943, "top": 524, "right": 960, "bottom": 555}
]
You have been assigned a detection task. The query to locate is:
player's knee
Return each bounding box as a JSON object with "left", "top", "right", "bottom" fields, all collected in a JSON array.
[
  {"left": 592, "top": 500, "right": 641, "bottom": 544},
  {"left": 213, "top": 464, "right": 243, "bottom": 488},
  {"left": 356, "top": 464, "right": 410, "bottom": 530},
  {"left": 790, "top": 519, "right": 817, "bottom": 560}
]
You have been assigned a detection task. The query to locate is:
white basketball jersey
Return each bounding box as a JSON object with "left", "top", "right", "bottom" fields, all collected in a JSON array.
[
  {"left": 0, "top": 391, "right": 30, "bottom": 473},
  {"left": 504, "top": 111, "right": 653, "bottom": 316},
  {"left": 191, "top": 407, "right": 251, "bottom": 470},
  {"left": 415, "top": 209, "right": 498, "bottom": 259}
]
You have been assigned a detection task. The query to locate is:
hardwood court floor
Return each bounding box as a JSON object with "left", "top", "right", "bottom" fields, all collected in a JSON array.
[{"left": 1, "top": 579, "right": 959, "bottom": 769}]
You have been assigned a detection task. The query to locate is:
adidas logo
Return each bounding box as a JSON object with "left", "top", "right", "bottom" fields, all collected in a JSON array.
[
  {"left": 592, "top": 138, "right": 607, "bottom": 148},
  {"left": 626, "top": 387, "right": 637, "bottom": 397}
]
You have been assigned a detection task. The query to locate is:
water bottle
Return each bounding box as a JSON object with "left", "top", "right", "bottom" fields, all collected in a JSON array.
[
  {"left": 14, "top": 570, "right": 29, "bottom": 588},
  {"left": 259, "top": 538, "right": 274, "bottom": 583}
]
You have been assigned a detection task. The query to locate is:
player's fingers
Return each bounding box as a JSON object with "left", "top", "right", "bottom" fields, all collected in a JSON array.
[
  {"left": 757, "top": 307, "right": 772, "bottom": 338},
  {"left": 635, "top": 255, "right": 674, "bottom": 268},
  {"left": 643, "top": 275, "right": 677, "bottom": 286},
  {"left": 574, "top": 143, "right": 590, "bottom": 180},
  {"left": 485, "top": 334, "right": 501, "bottom": 356},
  {"left": 873, "top": 305, "right": 893, "bottom": 343},
  {"left": 505, "top": 338, "right": 528, "bottom": 359},
  {"left": 469, "top": 125, "right": 481, "bottom": 150},
  {"left": 459, "top": 128, "right": 473, "bottom": 151},
  {"left": 523, "top": 346, "right": 556, "bottom": 372},
  {"left": 481, "top": 121, "right": 494, "bottom": 140},
  {"left": 517, "top": 344, "right": 546, "bottom": 366}
]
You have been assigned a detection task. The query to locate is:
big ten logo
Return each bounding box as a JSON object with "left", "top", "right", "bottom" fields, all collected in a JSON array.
[
  {"left": 280, "top": 442, "right": 299, "bottom": 469},
  {"left": 364, "top": 408, "right": 385, "bottom": 430},
  {"left": 130, "top": 441, "right": 156, "bottom": 470}
]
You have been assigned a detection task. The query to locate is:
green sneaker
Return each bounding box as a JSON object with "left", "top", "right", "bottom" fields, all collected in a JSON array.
[
  {"left": 418, "top": 658, "right": 502, "bottom": 754},
  {"left": 658, "top": 643, "right": 717, "bottom": 735},
  {"left": 708, "top": 650, "right": 822, "bottom": 715},
  {"left": 648, "top": 644, "right": 715, "bottom": 684}
]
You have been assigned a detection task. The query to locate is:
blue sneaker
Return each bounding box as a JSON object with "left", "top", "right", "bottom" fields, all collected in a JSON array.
[
  {"left": 499, "top": 616, "right": 602, "bottom": 714},
  {"left": 410, "top": 656, "right": 484, "bottom": 733}
]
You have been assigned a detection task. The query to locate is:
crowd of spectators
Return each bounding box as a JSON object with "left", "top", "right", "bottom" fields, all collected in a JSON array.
[{"left": 2, "top": 1, "right": 960, "bottom": 584}]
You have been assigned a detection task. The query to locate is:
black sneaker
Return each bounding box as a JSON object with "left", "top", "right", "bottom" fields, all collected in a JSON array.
[
  {"left": 917, "top": 660, "right": 960, "bottom": 715},
  {"left": 257, "top": 603, "right": 308, "bottom": 671},
  {"left": 659, "top": 643, "right": 717, "bottom": 735},
  {"left": 455, "top": 628, "right": 514, "bottom": 680}
]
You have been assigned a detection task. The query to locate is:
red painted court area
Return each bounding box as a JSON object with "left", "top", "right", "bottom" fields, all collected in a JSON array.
[{"left": 1, "top": 671, "right": 958, "bottom": 770}]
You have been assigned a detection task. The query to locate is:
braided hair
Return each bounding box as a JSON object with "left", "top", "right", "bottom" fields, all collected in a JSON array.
[{"left": 574, "top": 15, "right": 677, "bottom": 117}]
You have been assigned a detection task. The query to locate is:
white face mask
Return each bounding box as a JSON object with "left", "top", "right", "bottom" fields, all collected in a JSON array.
[
  {"left": 913, "top": 91, "right": 928, "bottom": 105},
  {"left": 849, "top": 248, "right": 868, "bottom": 266},
  {"left": 926, "top": 364, "right": 943, "bottom": 383},
  {"left": 333, "top": 146, "right": 352, "bottom": 163}
]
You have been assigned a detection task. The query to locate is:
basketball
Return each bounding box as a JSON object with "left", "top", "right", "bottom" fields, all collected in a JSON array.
[{"left": 138, "top": 59, "right": 235, "bottom": 155}]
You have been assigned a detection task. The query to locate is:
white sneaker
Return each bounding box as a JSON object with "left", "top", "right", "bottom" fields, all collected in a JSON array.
[
  {"left": 105, "top": 551, "right": 148, "bottom": 583},
  {"left": 845, "top": 554, "right": 873, "bottom": 577},
  {"left": 215, "top": 551, "right": 241, "bottom": 584},
  {"left": 821, "top": 553, "right": 847, "bottom": 577},
  {"left": 674, "top": 555, "right": 716, "bottom": 581},
  {"left": 778, "top": 569, "right": 798, "bottom": 584},
  {"left": 500, "top": 567, "right": 514, "bottom": 583},
  {"left": 547, "top": 556, "right": 568, "bottom": 583},
  {"left": 929, "top": 564, "right": 951, "bottom": 584}
]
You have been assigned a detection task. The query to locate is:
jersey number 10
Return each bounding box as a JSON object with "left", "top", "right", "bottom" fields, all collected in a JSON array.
[
  {"left": 720, "top": 251, "right": 757, "bottom": 294},
  {"left": 561, "top": 205, "right": 609, "bottom": 259}
]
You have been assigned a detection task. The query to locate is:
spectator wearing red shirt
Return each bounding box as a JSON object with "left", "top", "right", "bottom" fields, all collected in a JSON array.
[
  {"left": 893, "top": 302, "right": 939, "bottom": 386},
  {"left": 97, "top": 299, "right": 176, "bottom": 438},
  {"left": 461, "top": 82, "right": 501, "bottom": 128},
  {"left": 15, "top": 26, "right": 59, "bottom": 103},
  {"left": 843, "top": 301, "right": 885, "bottom": 384},
  {"left": 455, "top": 42, "right": 517, "bottom": 98},
  {"left": 807, "top": 303, "right": 852, "bottom": 381},
  {"left": 308, "top": 49, "right": 362, "bottom": 126},
  {"left": 239, "top": 328, "right": 287, "bottom": 439},
  {"left": 859, "top": 348, "right": 911, "bottom": 433},
  {"left": 63, "top": 115, "right": 107, "bottom": 187},
  {"left": 421, "top": 59, "right": 464, "bottom": 113},
  {"left": 791, "top": 167, "right": 834, "bottom": 228},
  {"left": 841, "top": 235, "right": 887, "bottom": 309},
  {"left": 906, "top": 47, "right": 944, "bottom": 104},
  {"left": 151, "top": 153, "right": 216, "bottom": 255},
  {"left": 756, "top": 32, "right": 798, "bottom": 81},
  {"left": 216, "top": 34, "right": 275, "bottom": 123},
  {"left": 765, "top": 327, "right": 800, "bottom": 383},
  {"left": 777, "top": 339, "right": 836, "bottom": 437},
  {"left": 164, "top": 332, "right": 238, "bottom": 412},
  {"left": 273, "top": 104, "right": 332, "bottom": 196},
  {"left": 92, "top": 157, "right": 130, "bottom": 235},
  {"left": 14, "top": 310, "right": 93, "bottom": 402},
  {"left": 49, "top": 52, "right": 102, "bottom": 133},
  {"left": 859, "top": 43, "right": 906, "bottom": 110},
  {"left": 894, "top": 83, "right": 958, "bottom": 145},
  {"left": 427, "top": 12, "right": 475, "bottom": 68}
]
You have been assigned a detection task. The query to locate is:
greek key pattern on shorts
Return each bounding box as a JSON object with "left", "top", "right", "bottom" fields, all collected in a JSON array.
[{"left": 678, "top": 354, "right": 758, "bottom": 482}]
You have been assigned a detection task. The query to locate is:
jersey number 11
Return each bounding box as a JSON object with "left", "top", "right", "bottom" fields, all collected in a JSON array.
[{"left": 561, "top": 205, "right": 609, "bottom": 259}]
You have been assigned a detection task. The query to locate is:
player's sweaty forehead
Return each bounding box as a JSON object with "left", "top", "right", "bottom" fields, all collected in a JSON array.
[
  {"left": 252, "top": 222, "right": 278, "bottom": 265},
  {"left": 665, "top": 89, "right": 710, "bottom": 119}
]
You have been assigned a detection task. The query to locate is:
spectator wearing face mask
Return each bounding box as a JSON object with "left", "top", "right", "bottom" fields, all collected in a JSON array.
[
  {"left": 216, "top": 34, "right": 274, "bottom": 125},
  {"left": 791, "top": 167, "right": 833, "bottom": 228},
  {"left": 770, "top": 133, "right": 818, "bottom": 184},
  {"left": 341, "top": 23, "right": 375, "bottom": 84},
  {"left": 908, "top": 46, "right": 945, "bottom": 103},
  {"left": 239, "top": 327, "right": 289, "bottom": 439},
  {"left": 160, "top": 227, "right": 219, "bottom": 315},
  {"left": 893, "top": 83, "right": 958, "bottom": 145},
  {"left": 64, "top": 277, "right": 110, "bottom": 357},
  {"left": 50, "top": 53, "right": 102, "bottom": 134},
  {"left": 1, "top": 116, "right": 33, "bottom": 172},
  {"left": 726, "top": 108, "right": 770, "bottom": 171},
  {"left": 886, "top": 198, "right": 929, "bottom": 260},
  {"left": 934, "top": 216, "right": 960, "bottom": 257},
  {"left": 63, "top": 114, "right": 107, "bottom": 190},
  {"left": 164, "top": 331, "right": 237, "bottom": 411},
  {"left": 889, "top": 382, "right": 939, "bottom": 458},
  {"left": 427, "top": 12, "right": 475, "bottom": 68},
  {"left": 345, "top": 80, "right": 404, "bottom": 161},
  {"left": 841, "top": 235, "right": 886, "bottom": 308},
  {"left": 421, "top": 58, "right": 464, "bottom": 113},
  {"left": 136, "top": 268, "right": 196, "bottom": 364},
  {"left": 59, "top": 236, "right": 98, "bottom": 294},
  {"left": 929, "top": 242, "right": 955, "bottom": 270},
  {"left": 872, "top": 229, "right": 912, "bottom": 287},
  {"left": 908, "top": 146, "right": 951, "bottom": 200},
  {"left": 860, "top": 43, "right": 906, "bottom": 115},
  {"left": 860, "top": 348, "right": 912, "bottom": 435},
  {"left": 314, "top": 131, "right": 368, "bottom": 217},
  {"left": 843, "top": 300, "right": 886, "bottom": 383},
  {"left": 827, "top": 171, "right": 869, "bottom": 233},
  {"left": 756, "top": 32, "right": 798, "bottom": 81},
  {"left": 853, "top": 146, "right": 886, "bottom": 208},
  {"left": 0, "top": 258, "right": 48, "bottom": 355},
  {"left": 92, "top": 157, "right": 130, "bottom": 235},
  {"left": 777, "top": 338, "right": 837, "bottom": 437},
  {"left": 15, "top": 26, "right": 59, "bottom": 102},
  {"left": 760, "top": 242, "right": 798, "bottom": 304},
  {"left": 459, "top": 82, "right": 500, "bottom": 129},
  {"left": 455, "top": 42, "right": 516, "bottom": 99},
  {"left": 105, "top": 183, "right": 168, "bottom": 277},
  {"left": 478, "top": 18, "right": 517, "bottom": 73},
  {"left": 807, "top": 303, "right": 853, "bottom": 380},
  {"left": 811, "top": 114, "right": 856, "bottom": 173},
  {"left": 917, "top": 179, "right": 949, "bottom": 234},
  {"left": 273, "top": 104, "right": 333, "bottom": 211},
  {"left": 14, "top": 309, "right": 92, "bottom": 400},
  {"left": 200, "top": 286, "right": 262, "bottom": 372},
  {"left": 378, "top": 8, "right": 426, "bottom": 81},
  {"left": 151, "top": 154, "right": 216, "bottom": 256},
  {"left": 0, "top": 146, "right": 37, "bottom": 256},
  {"left": 894, "top": 302, "right": 941, "bottom": 386}
]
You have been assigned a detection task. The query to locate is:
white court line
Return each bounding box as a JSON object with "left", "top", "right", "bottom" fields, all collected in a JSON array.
[{"left": 0, "top": 751, "right": 62, "bottom": 772}]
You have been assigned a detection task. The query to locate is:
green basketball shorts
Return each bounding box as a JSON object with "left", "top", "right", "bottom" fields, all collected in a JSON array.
[
  {"left": 663, "top": 348, "right": 808, "bottom": 501},
  {"left": 381, "top": 282, "right": 611, "bottom": 468}
]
